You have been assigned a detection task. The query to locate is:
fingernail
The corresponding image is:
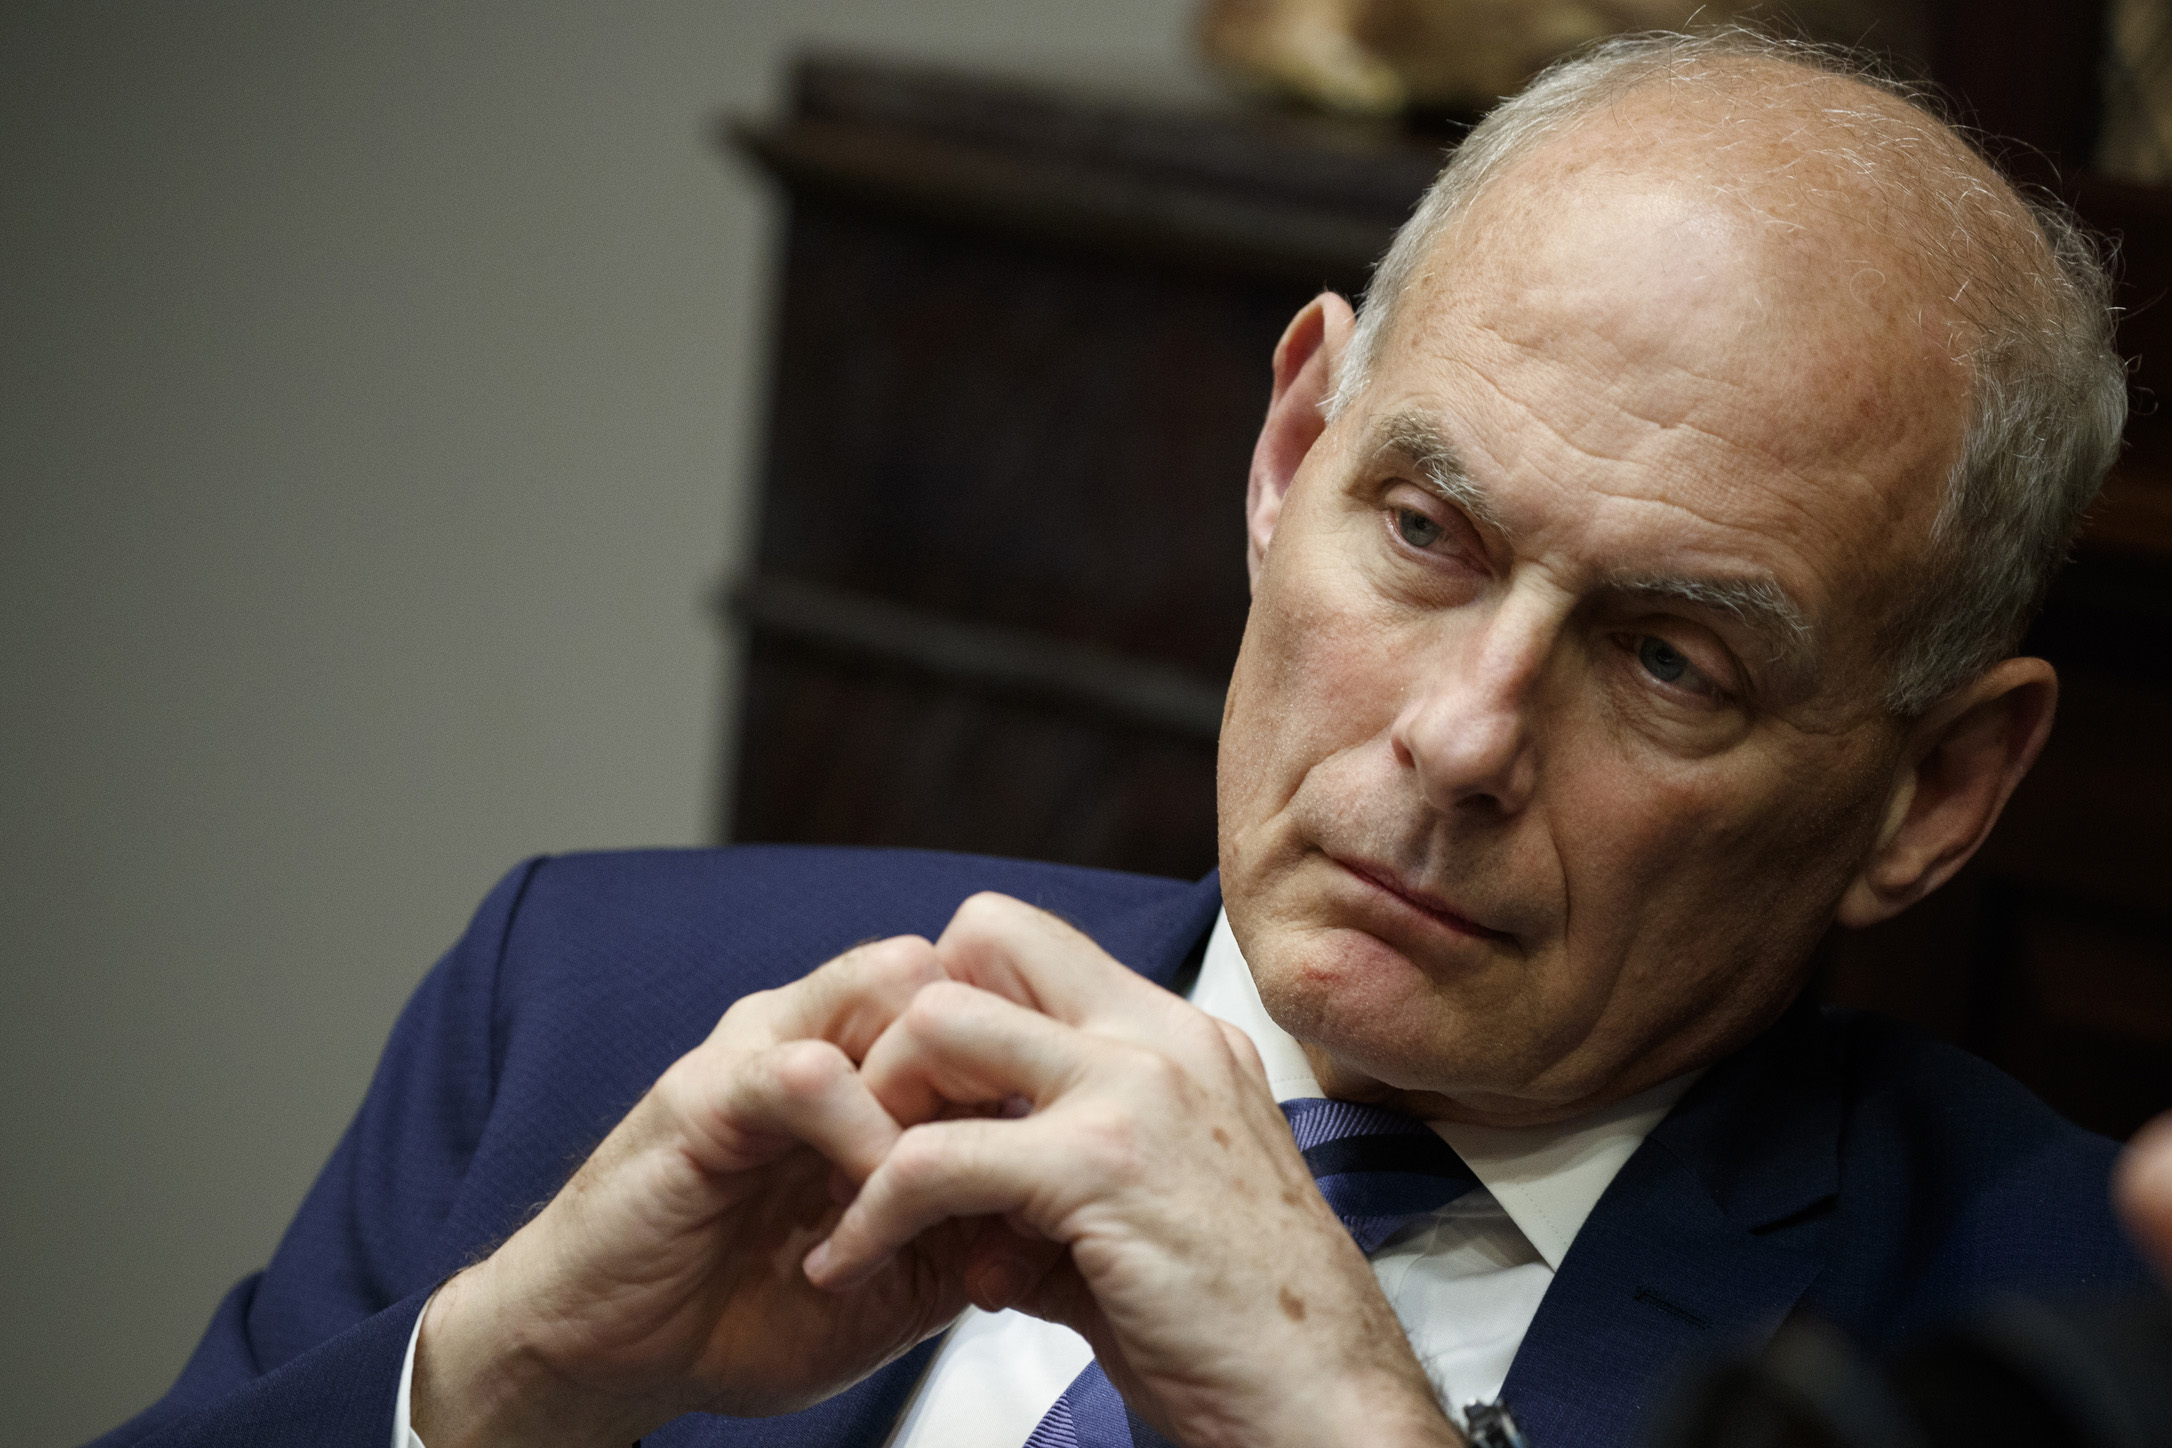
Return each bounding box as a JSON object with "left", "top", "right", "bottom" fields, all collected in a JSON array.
[{"left": 803, "top": 1239, "right": 834, "bottom": 1283}]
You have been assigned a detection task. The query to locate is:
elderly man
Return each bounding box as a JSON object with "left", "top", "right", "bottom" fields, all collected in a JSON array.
[{"left": 89, "top": 30, "right": 2150, "bottom": 1448}]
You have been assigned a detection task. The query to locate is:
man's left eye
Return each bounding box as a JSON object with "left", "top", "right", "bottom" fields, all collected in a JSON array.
[
  {"left": 1638, "top": 635, "right": 1691, "bottom": 685},
  {"left": 1394, "top": 509, "right": 1445, "bottom": 549}
]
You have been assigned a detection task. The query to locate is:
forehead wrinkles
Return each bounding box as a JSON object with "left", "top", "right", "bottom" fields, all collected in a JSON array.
[
  {"left": 1429, "top": 59, "right": 2023, "bottom": 367},
  {"left": 1391, "top": 179, "right": 1956, "bottom": 585},
  {"left": 1400, "top": 176, "right": 1956, "bottom": 499}
]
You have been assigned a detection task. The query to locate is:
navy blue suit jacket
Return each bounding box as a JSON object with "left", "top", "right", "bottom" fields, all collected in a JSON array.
[{"left": 90, "top": 847, "right": 2149, "bottom": 1448}]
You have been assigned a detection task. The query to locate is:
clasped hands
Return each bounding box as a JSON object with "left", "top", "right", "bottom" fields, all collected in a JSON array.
[{"left": 412, "top": 893, "right": 1461, "bottom": 1448}]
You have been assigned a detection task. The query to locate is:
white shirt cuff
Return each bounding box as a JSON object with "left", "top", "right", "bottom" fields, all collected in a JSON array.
[{"left": 393, "top": 1289, "right": 433, "bottom": 1448}]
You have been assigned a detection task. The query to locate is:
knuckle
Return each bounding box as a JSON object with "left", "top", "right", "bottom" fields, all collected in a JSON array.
[
  {"left": 955, "top": 891, "right": 1063, "bottom": 940},
  {"left": 1132, "top": 1047, "right": 1189, "bottom": 1097},
  {"left": 832, "top": 932, "right": 898, "bottom": 964},
  {"left": 1194, "top": 1012, "right": 1263, "bottom": 1074},
  {"left": 846, "top": 932, "right": 934, "bottom": 977},
  {"left": 714, "top": 986, "right": 776, "bottom": 1035},
  {"left": 904, "top": 978, "right": 979, "bottom": 1030},
  {"left": 649, "top": 1057, "right": 701, "bottom": 1123},
  {"left": 653, "top": 1054, "right": 751, "bottom": 1150},
  {"left": 1221, "top": 1024, "right": 1267, "bottom": 1080},
  {"left": 764, "top": 1038, "right": 847, "bottom": 1100},
  {"left": 878, "top": 933, "right": 938, "bottom": 978},
  {"left": 952, "top": 891, "right": 1020, "bottom": 932}
]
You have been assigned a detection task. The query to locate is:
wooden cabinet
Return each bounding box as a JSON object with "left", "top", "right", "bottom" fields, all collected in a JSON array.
[
  {"left": 726, "top": 53, "right": 2171, "bottom": 1138},
  {"left": 726, "top": 56, "right": 1438, "bottom": 878}
]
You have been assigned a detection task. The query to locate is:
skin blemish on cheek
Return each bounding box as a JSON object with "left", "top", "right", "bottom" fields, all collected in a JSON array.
[
  {"left": 1279, "top": 1286, "right": 1308, "bottom": 1322},
  {"left": 1212, "top": 1127, "right": 1232, "bottom": 1148}
]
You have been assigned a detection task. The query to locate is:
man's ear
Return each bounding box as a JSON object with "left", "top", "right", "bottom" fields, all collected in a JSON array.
[
  {"left": 1247, "top": 292, "right": 1356, "bottom": 587},
  {"left": 1836, "top": 656, "right": 2058, "bottom": 928}
]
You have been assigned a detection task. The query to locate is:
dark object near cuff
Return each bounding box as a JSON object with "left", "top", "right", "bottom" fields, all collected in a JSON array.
[
  {"left": 1648, "top": 1291, "right": 2172, "bottom": 1448},
  {"left": 1465, "top": 1399, "right": 1532, "bottom": 1448}
]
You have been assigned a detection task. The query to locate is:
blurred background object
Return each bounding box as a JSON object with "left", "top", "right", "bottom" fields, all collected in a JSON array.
[
  {"left": 2101, "top": 0, "right": 2172, "bottom": 183},
  {"left": 1648, "top": 1296, "right": 2172, "bottom": 1448},
  {"left": 1194, "top": 0, "right": 1931, "bottom": 118}
]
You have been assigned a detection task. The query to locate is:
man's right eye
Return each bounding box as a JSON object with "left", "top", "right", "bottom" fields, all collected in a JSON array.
[{"left": 1394, "top": 509, "right": 1445, "bottom": 549}]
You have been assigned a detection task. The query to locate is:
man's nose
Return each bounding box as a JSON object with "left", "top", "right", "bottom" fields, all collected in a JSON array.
[{"left": 1389, "top": 599, "right": 1552, "bottom": 816}]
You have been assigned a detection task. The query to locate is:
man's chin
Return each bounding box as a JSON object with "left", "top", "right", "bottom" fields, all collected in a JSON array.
[
  {"left": 1245, "top": 919, "right": 1601, "bottom": 1120},
  {"left": 1251, "top": 926, "right": 1499, "bottom": 1079}
]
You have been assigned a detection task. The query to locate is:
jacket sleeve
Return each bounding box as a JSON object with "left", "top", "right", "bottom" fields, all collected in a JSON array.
[{"left": 84, "top": 858, "right": 548, "bottom": 1448}]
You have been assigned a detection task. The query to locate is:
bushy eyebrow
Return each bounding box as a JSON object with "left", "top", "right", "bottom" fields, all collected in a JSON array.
[
  {"left": 1606, "top": 572, "right": 1816, "bottom": 673},
  {"left": 1370, "top": 411, "right": 1509, "bottom": 535},
  {"left": 1366, "top": 410, "right": 1817, "bottom": 674}
]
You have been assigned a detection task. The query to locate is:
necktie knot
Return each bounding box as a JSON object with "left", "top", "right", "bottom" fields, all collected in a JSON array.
[{"left": 1280, "top": 1097, "right": 1481, "bottom": 1252}]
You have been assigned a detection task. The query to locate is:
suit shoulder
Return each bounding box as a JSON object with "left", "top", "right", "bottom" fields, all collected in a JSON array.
[
  {"left": 1811, "top": 1008, "right": 2144, "bottom": 1327},
  {"left": 490, "top": 845, "right": 1218, "bottom": 1009},
  {"left": 517, "top": 844, "right": 1202, "bottom": 933},
  {"left": 1822, "top": 1006, "right": 2119, "bottom": 1170}
]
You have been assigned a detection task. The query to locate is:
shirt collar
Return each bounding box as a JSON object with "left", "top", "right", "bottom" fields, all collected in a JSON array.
[{"left": 1190, "top": 908, "right": 1695, "bottom": 1270}]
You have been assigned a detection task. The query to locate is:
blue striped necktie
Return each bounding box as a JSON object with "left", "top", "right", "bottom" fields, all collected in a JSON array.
[{"left": 1020, "top": 1098, "right": 1480, "bottom": 1448}]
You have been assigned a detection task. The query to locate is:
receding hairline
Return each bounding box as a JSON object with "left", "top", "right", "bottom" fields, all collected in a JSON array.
[{"left": 1370, "top": 51, "right": 2048, "bottom": 374}]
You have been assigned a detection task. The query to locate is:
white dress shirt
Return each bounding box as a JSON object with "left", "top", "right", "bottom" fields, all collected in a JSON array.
[{"left": 396, "top": 909, "right": 1691, "bottom": 1448}]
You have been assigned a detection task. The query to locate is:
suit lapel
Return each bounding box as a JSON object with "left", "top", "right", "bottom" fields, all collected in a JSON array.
[
  {"left": 1078, "top": 869, "right": 1225, "bottom": 993},
  {"left": 1500, "top": 1002, "right": 1843, "bottom": 1448},
  {"left": 1497, "top": 1139, "right": 1824, "bottom": 1447}
]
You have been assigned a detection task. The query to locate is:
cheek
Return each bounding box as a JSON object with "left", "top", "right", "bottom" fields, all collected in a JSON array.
[
  {"left": 1219, "top": 552, "right": 1409, "bottom": 831},
  {"left": 1552, "top": 731, "right": 1887, "bottom": 987}
]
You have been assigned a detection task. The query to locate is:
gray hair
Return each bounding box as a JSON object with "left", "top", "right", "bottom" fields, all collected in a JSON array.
[{"left": 1327, "top": 28, "right": 2126, "bottom": 715}]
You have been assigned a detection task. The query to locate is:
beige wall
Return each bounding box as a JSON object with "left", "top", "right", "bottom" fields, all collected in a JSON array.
[{"left": 0, "top": 4, "right": 1193, "bottom": 1441}]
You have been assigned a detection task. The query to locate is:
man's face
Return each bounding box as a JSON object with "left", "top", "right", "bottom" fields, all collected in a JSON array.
[{"left": 1217, "top": 158, "right": 1970, "bottom": 1124}]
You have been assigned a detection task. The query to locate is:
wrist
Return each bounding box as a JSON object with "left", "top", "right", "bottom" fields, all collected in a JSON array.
[
  {"left": 1201, "top": 1338, "right": 1459, "bottom": 1448},
  {"left": 1273, "top": 1267, "right": 1467, "bottom": 1448},
  {"left": 409, "top": 1259, "right": 646, "bottom": 1448},
  {"left": 1321, "top": 1366, "right": 1467, "bottom": 1448}
]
